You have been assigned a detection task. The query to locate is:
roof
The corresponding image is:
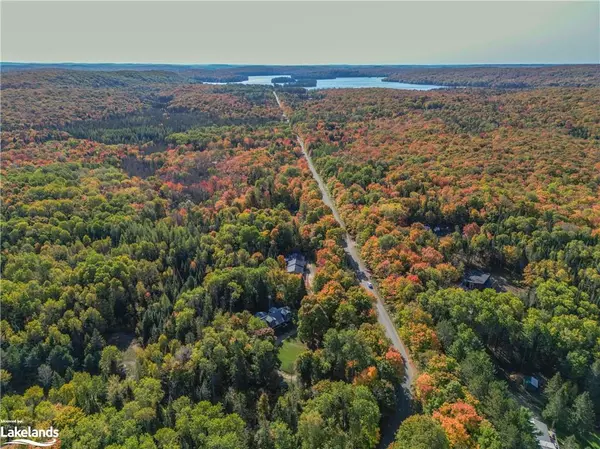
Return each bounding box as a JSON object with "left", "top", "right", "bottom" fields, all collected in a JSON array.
[
  {"left": 433, "top": 226, "right": 452, "bottom": 235},
  {"left": 530, "top": 418, "right": 557, "bottom": 449},
  {"left": 287, "top": 262, "right": 305, "bottom": 274},
  {"left": 286, "top": 253, "right": 306, "bottom": 274},
  {"left": 465, "top": 271, "right": 491, "bottom": 285},
  {"left": 525, "top": 376, "right": 540, "bottom": 388},
  {"left": 255, "top": 306, "right": 292, "bottom": 328}
]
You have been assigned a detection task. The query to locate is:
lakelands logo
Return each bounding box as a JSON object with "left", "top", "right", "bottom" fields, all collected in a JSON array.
[{"left": 0, "top": 421, "right": 59, "bottom": 448}]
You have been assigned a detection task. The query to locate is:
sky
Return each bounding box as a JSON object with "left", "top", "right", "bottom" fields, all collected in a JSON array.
[{"left": 1, "top": 1, "right": 599, "bottom": 65}]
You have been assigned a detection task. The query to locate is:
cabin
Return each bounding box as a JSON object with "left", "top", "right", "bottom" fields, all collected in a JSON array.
[
  {"left": 530, "top": 418, "right": 558, "bottom": 449},
  {"left": 255, "top": 306, "right": 292, "bottom": 329},
  {"left": 463, "top": 270, "right": 492, "bottom": 290},
  {"left": 286, "top": 253, "right": 306, "bottom": 275}
]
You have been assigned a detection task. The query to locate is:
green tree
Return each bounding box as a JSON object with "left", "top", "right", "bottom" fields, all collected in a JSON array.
[
  {"left": 561, "top": 435, "right": 580, "bottom": 449},
  {"left": 99, "top": 345, "right": 123, "bottom": 378},
  {"left": 585, "top": 358, "right": 600, "bottom": 416},
  {"left": 154, "top": 428, "right": 181, "bottom": 449},
  {"left": 270, "top": 421, "right": 296, "bottom": 449},
  {"left": 392, "top": 415, "right": 450, "bottom": 449},
  {"left": 297, "top": 381, "right": 381, "bottom": 449},
  {"left": 569, "top": 392, "right": 595, "bottom": 436},
  {"left": 543, "top": 374, "right": 575, "bottom": 430}
]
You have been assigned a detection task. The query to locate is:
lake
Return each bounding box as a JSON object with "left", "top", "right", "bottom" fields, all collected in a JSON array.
[
  {"left": 307, "top": 77, "right": 442, "bottom": 90},
  {"left": 240, "top": 75, "right": 292, "bottom": 85},
  {"left": 225, "top": 75, "right": 443, "bottom": 90}
]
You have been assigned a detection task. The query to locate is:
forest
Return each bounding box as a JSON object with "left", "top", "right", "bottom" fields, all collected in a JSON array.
[
  {"left": 1, "top": 65, "right": 599, "bottom": 449},
  {"left": 281, "top": 82, "right": 600, "bottom": 448},
  {"left": 4, "top": 63, "right": 599, "bottom": 88}
]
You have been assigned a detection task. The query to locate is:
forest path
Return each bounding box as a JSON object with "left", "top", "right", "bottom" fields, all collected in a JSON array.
[{"left": 273, "top": 91, "right": 415, "bottom": 445}]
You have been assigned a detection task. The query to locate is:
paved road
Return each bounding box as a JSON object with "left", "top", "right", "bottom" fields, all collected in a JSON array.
[
  {"left": 296, "top": 133, "right": 416, "bottom": 389},
  {"left": 273, "top": 91, "right": 416, "bottom": 391},
  {"left": 273, "top": 90, "right": 287, "bottom": 119}
]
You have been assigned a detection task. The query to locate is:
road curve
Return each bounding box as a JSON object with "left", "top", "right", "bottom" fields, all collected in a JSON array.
[{"left": 273, "top": 91, "right": 416, "bottom": 390}]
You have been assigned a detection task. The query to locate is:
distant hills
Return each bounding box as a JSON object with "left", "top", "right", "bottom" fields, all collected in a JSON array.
[{"left": 2, "top": 63, "right": 598, "bottom": 88}]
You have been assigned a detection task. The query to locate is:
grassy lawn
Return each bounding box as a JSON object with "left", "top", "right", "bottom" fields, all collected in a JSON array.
[{"left": 278, "top": 338, "right": 307, "bottom": 374}]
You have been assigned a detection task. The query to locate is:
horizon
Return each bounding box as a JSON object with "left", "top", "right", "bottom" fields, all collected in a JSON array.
[{"left": 2, "top": 62, "right": 598, "bottom": 67}]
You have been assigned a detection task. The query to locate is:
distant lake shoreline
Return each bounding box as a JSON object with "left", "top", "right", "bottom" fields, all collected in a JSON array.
[
  {"left": 206, "top": 75, "right": 445, "bottom": 90},
  {"left": 307, "top": 76, "right": 444, "bottom": 90}
]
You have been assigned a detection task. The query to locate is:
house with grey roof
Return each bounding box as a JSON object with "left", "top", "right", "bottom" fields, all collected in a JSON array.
[
  {"left": 286, "top": 253, "right": 306, "bottom": 275},
  {"left": 463, "top": 270, "right": 492, "bottom": 290},
  {"left": 255, "top": 306, "right": 292, "bottom": 329},
  {"left": 530, "top": 418, "right": 559, "bottom": 449}
]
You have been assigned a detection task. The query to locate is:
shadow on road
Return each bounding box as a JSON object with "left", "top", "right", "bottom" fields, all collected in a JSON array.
[
  {"left": 356, "top": 270, "right": 368, "bottom": 282},
  {"left": 378, "top": 386, "right": 414, "bottom": 449}
]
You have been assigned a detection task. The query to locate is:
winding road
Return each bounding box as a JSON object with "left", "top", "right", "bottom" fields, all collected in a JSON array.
[{"left": 273, "top": 91, "right": 416, "bottom": 390}]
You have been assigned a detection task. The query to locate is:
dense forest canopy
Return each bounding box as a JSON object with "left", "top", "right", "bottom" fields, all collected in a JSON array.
[
  {"left": 1, "top": 64, "right": 599, "bottom": 449},
  {"left": 3, "top": 63, "right": 599, "bottom": 87},
  {"left": 281, "top": 78, "right": 600, "bottom": 448}
]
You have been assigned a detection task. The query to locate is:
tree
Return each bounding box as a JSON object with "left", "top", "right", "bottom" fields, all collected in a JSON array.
[
  {"left": 459, "top": 350, "right": 495, "bottom": 399},
  {"left": 99, "top": 345, "right": 123, "bottom": 378},
  {"left": 37, "top": 364, "right": 54, "bottom": 388},
  {"left": 134, "top": 378, "right": 164, "bottom": 409},
  {"left": 476, "top": 421, "right": 502, "bottom": 449},
  {"left": 270, "top": 421, "right": 296, "bottom": 449},
  {"left": 132, "top": 377, "right": 164, "bottom": 428},
  {"left": 297, "top": 410, "right": 325, "bottom": 449},
  {"left": 257, "top": 393, "right": 270, "bottom": 424},
  {"left": 298, "top": 297, "right": 330, "bottom": 348},
  {"left": 561, "top": 435, "right": 580, "bottom": 449},
  {"left": 569, "top": 392, "right": 595, "bottom": 436},
  {"left": 298, "top": 381, "right": 381, "bottom": 449},
  {"left": 543, "top": 374, "right": 575, "bottom": 430},
  {"left": 174, "top": 398, "right": 247, "bottom": 449},
  {"left": 585, "top": 358, "right": 600, "bottom": 417},
  {"left": 154, "top": 428, "right": 181, "bottom": 449},
  {"left": 432, "top": 401, "right": 483, "bottom": 448},
  {"left": 254, "top": 425, "right": 274, "bottom": 449},
  {"left": 0, "top": 369, "right": 12, "bottom": 390},
  {"left": 392, "top": 415, "right": 450, "bottom": 449}
]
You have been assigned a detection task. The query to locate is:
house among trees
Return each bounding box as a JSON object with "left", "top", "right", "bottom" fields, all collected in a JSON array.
[
  {"left": 463, "top": 270, "right": 492, "bottom": 290},
  {"left": 255, "top": 307, "right": 292, "bottom": 329},
  {"left": 286, "top": 252, "right": 306, "bottom": 275},
  {"left": 423, "top": 224, "right": 453, "bottom": 236},
  {"left": 530, "top": 418, "right": 558, "bottom": 449}
]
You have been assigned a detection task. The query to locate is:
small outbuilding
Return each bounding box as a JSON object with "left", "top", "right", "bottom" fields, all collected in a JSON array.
[
  {"left": 524, "top": 375, "right": 540, "bottom": 390},
  {"left": 463, "top": 270, "right": 492, "bottom": 290}
]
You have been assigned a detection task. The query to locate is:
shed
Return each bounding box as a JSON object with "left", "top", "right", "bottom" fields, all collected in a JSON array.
[
  {"left": 525, "top": 376, "right": 540, "bottom": 389},
  {"left": 464, "top": 270, "right": 492, "bottom": 290}
]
